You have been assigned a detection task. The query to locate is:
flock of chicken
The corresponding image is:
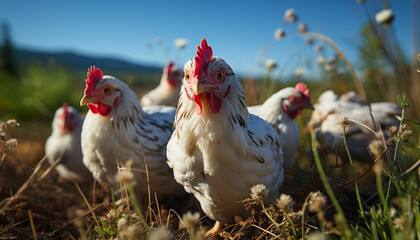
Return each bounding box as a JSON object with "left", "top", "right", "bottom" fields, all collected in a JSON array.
[{"left": 45, "top": 38, "right": 401, "bottom": 237}]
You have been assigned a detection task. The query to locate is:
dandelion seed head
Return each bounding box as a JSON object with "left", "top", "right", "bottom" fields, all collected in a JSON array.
[
  {"left": 124, "top": 225, "right": 141, "bottom": 240},
  {"left": 5, "top": 138, "right": 18, "bottom": 152},
  {"left": 250, "top": 184, "right": 268, "bottom": 201},
  {"left": 116, "top": 160, "right": 134, "bottom": 184},
  {"left": 284, "top": 8, "right": 298, "bottom": 23},
  {"left": 265, "top": 59, "right": 277, "bottom": 72},
  {"left": 148, "top": 227, "right": 174, "bottom": 240},
  {"left": 179, "top": 211, "right": 200, "bottom": 229},
  {"left": 308, "top": 191, "right": 327, "bottom": 212},
  {"left": 295, "top": 67, "right": 304, "bottom": 77},
  {"left": 298, "top": 23, "right": 308, "bottom": 33},
  {"left": 274, "top": 28, "right": 286, "bottom": 40},
  {"left": 275, "top": 194, "right": 295, "bottom": 212},
  {"left": 375, "top": 9, "right": 395, "bottom": 26},
  {"left": 175, "top": 38, "right": 188, "bottom": 49}
]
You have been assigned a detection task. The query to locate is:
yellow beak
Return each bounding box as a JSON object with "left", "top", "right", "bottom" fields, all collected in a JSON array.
[
  {"left": 80, "top": 95, "right": 99, "bottom": 106},
  {"left": 193, "top": 79, "right": 216, "bottom": 95}
]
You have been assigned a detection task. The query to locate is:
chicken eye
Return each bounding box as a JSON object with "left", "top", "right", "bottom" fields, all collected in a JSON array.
[
  {"left": 185, "top": 74, "right": 190, "bottom": 81},
  {"left": 293, "top": 97, "right": 300, "bottom": 103},
  {"left": 216, "top": 71, "right": 224, "bottom": 81},
  {"left": 102, "top": 87, "right": 112, "bottom": 95}
]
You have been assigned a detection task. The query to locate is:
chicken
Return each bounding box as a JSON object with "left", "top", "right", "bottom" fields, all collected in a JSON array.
[
  {"left": 79, "top": 66, "right": 185, "bottom": 201},
  {"left": 140, "top": 61, "right": 183, "bottom": 107},
  {"left": 167, "top": 38, "right": 284, "bottom": 237},
  {"left": 248, "top": 83, "right": 313, "bottom": 170},
  {"left": 45, "top": 103, "right": 92, "bottom": 182},
  {"left": 310, "top": 90, "right": 401, "bottom": 162}
]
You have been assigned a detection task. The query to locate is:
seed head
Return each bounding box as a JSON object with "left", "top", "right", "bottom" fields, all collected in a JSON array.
[
  {"left": 298, "top": 23, "right": 308, "bottom": 33},
  {"left": 5, "top": 138, "right": 18, "bottom": 152},
  {"left": 116, "top": 160, "right": 134, "bottom": 184},
  {"left": 316, "top": 56, "right": 325, "bottom": 65},
  {"left": 265, "top": 59, "right": 278, "bottom": 72},
  {"left": 179, "top": 211, "right": 200, "bottom": 229},
  {"left": 375, "top": 8, "right": 395, "bottom": 26},
  {"left": 250, "top": 184, "right": 268, "bottom": 202},
  {"left": 275, "top": 194, "right": 295, "bottom": 212},
  {"left": 174, "top": 38, "right": 188, "bottom": 49},
  {"left": 284, "top": 8, "right": 298, "bottom": 23},
  {"left": 274, "top": 28, "right": 286, "bottom": 40},
  {"left": 400, "top": 129, "right": 413, "bottom": 142},
  {"left": 124, "top": 225, "right": 141, "bottom": 240},
  {"left": 308, "top": 191, "right": 327, "bottom": 213},
  {"left": 148, "top": 227, "right": 174, "bottom": 240},
  {"left": 372, "top": 162, "right": 382, "bottom": 176},
  {"left": 339, "top": 117, "right": 350, "bottom": 129}
]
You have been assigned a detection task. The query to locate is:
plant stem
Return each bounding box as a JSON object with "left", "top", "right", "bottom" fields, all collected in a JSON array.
[{"left": 310, "top": 129, "right": 352, "bottom": 238}]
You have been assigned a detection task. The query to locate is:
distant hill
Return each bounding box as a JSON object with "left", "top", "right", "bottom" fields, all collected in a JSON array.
[{"left": 13, "top": 48, "right": 162, "bottom": 74}]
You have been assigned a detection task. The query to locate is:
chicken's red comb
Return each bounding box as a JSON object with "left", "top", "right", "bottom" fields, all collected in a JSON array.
[
  {"left": 295, "top": 82, "right": 309, "bottom": 97},
  {"left": 60, "top": 102, "right": 69, "bottom": 120},
  {"left": 84, "top": 66, "right": 103, "bottom": 95},
  {"left": 164, "top": 62, "right": 174, "bottom": 75},
  {"left": 194, "top": 38, "right": 213, "bottom": 79}
]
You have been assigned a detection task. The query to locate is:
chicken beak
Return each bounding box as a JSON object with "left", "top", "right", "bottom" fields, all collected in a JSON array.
[
  {"left": 80, "top": 94, "right": 99, "bottom": 106},
  {"left": 193, "top": 79, "right": 216, "bottom": 95},
  {"left": 302, "top": 102, "right": 315, "bottom": 110}
]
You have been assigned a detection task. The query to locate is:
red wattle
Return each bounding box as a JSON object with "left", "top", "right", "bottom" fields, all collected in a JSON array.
[
  {"left": 194, "top": 94, "right": 202, "bottom": 115},
  {"left": 207, "top": 90, "right": 222, "bottom": 113},
  {"left": 87, "top": 102, "right": 112, "bottom": 116}
]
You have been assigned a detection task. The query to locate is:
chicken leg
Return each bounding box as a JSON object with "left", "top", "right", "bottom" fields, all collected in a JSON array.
[{"left": 204, "top": 221, "right": 224, "bottom": 239}]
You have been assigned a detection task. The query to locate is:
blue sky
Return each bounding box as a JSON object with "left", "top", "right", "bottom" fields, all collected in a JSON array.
[{"left": 0, "top": 0, "right": 416, "bottom": 78}]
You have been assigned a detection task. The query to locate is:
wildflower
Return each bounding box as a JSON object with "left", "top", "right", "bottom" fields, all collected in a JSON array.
[
  {"left": 118, "top": 217, "right": 129, "bottom": 231},
  {"left": 400, "top": 129, "right": 413, "bottom": 142},
  {"left": 295, "top": 67, "right": 304, "bottom": 77},
  {"left": 316, "top": 56, "right": 325, "bottom": 65},
  {"left": 5, "top": 138, "right": 18, "bottom": 152},
  {"left": 179, "top": 211, "right": 200, "bottom": 229},
  {"left": 174, "top": 38, "right": 188, "bottom": 49},
  {"left": 274, "top": 28, "right": 286, "bottom": 40},
  {"left": 308, "top": 191, "right": 327, "bottom": 213},
  {"left": 265, "top": 59, "right": 278, "bottom": 72},
  {"left": 339, "top": 117, "right": 350, "bottom": 129},
  {"left": 298, "top": 23, "right": 308, "bottom": 33},
  {"left": 368, "top": 139, "right": 383, "bottom": 158},
  {"left": 250, "top": 184, "right": 268, "bottom": 202},
  {"left": 124, "top": 225, "right": 141, "bottom": 240},
  {"left": 148, "top": 227, "right": 174, "bottom": 240},
  {"left": 275, "top": 194, "right": 295, "bottom": 212},
  {"left": 284, "top": 8, "right": 298, "bottom": 23},
  {"left": 388, "top": 126, "right": 398, "bottom": 136},
  {"left": 116, "top": 159, "right": 134, "bottom": 184},
  {"left": 375, "top": 9, "right": 395, "bottom": 26}
]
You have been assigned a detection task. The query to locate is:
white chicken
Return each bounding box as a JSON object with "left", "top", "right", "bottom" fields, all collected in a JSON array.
[
  {"left": 79, "top": 66, "right": 185, "bottom": 201},
  {"left": 140, "top": 61, "right": 183, "bottom": 107},
  {"left": 167, "top": 38, "right": 284, "bottom": 237},
  {"left": 310, "top": 90, "right": 401, "bottom": 162},
  {"left": 45, "top": 103, "right": 92, "bottom": 182},
  {"left": 248, "top": 82, "right": 313, "bottom": 170}
]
